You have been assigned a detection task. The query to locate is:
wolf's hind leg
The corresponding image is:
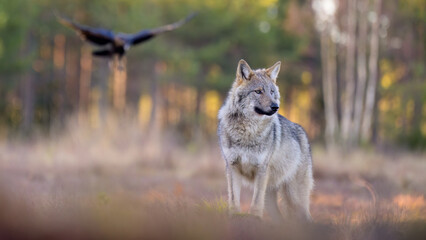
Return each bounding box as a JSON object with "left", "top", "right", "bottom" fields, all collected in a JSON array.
[
  {"left": 264, "top": 188, "right": 283, "bottom": 222},
  {"left": 282, "top": 168, "right": 313, "bottom": 221}
]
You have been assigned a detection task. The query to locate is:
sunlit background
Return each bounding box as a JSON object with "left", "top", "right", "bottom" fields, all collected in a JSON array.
[{"left": 0, "top": 0, "right": 425, "bottom": 239}]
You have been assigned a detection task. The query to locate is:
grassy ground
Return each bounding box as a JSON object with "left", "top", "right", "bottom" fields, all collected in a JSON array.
[{"left": 1, "top": 117, "right": 425, "bottom": 239}]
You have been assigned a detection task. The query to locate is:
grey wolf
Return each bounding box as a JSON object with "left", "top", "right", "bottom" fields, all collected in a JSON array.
[{"left": 217, "top": 59, "right": 313, "bottom": 221}]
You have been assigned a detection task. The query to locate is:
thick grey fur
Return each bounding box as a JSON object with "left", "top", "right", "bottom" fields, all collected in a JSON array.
[{"left": 217, "top": 59, "right": 313, "bottom": 221}]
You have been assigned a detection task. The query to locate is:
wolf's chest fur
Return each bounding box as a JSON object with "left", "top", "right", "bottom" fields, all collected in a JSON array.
[
  {"left": 231, "top": 149, "right": 269, "bottom": 180},
  {"left": 224, "top": 111, "right": 275, "bottom": 144},
  {"left": 221, "top": 113, "right": 277, "bottom": 179},
  {"left": 219, "top": 111, "right": 302, "bottom": 186}
]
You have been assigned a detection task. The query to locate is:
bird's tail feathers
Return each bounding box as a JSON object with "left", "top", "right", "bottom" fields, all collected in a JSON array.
[
  {"left": 54, "top": 11, "right": 91, "bottom": 34},
  {"left": 150, "top": 12, "right": 197, "bottom": 34},
  {"left": 54, "top": 12, "right": 80, "bottom": 31}
]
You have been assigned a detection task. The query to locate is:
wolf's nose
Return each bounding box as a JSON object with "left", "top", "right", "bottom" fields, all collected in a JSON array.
[{"left": 270, "top": 103, "right": 279, "bottom": 111}]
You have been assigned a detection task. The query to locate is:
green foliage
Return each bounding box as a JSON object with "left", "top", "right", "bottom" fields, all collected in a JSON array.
[
  {"left": 0, "top": 0, "right": 39, "bottom": 73},
  {"left": 0, "top": 0, "right": 424, "bottom": 149}
]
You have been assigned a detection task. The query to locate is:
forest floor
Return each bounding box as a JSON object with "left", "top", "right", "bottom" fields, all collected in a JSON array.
[{"left": 1, "top": 119, "right": 425, "bottom": 239}]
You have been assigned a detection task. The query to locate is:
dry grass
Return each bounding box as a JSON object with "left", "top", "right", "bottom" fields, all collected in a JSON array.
[{"left": 0, "top": 116, "right": 425, "bottom": 239}]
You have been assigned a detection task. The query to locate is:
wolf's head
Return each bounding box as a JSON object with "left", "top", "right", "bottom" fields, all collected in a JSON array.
[{"left": 231, "top": 59, "right": 281, "bottom": 117}]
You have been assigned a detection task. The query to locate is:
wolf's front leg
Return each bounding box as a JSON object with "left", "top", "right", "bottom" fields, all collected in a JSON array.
[
  {"left": 249, "top": 168, "right": 269, "bottom": 218},
  {"left": 226, "top": 165, "right": 242, "bottom": 214}
]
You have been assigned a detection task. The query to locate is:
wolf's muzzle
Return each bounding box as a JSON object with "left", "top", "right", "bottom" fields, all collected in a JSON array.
[
  {"left": 254, "top": 104, "right": 279, "bottom": 116},
  {"left": 270, "top": 103, "right": 279, "bottom": 112}
]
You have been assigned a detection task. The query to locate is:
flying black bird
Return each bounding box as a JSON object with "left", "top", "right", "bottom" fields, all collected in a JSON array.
[{"left": 56, "top": 12, "right": 196, "bottom": 58}]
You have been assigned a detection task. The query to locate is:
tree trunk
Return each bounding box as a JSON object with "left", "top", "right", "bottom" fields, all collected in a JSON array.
[
  {"left": 99, "top": 60, "right": 109, "bottom": 124},
  {"left": 20, "top": 32, "right": 37, "bottom": 134},
  {"left": 328, "top": 34, "right": 338, "bottom": 141},
  {"left": 65, "top": 43, "right": 79, "bottom": 110},
  {"left": 148, "top": 62, "right": 161, "bottom": 131},
  {"left": 79, "top": 45, "right": 92, "bottom": 112},
  {"left": 21, "top": 70, "right": 35, "bottom": 134},
  {"left": 321, "top": 32, "right": 338, "bottom": 147},
  {"left": 195, "top": 70, "right": 205, "bottom": 126},
  {"left": 352, "top": 0, "right": 368, "bottom": 143},
  {"left": 341, "top": 0, "right": 357, "bottom": 143},
  {"left": 361, "top": 0, "right": 382, "bottom": 142},
  {"left": 112, "top": 57, "right": 127, "bottom": 112},
  {"left": 53, "top": 34, "right": 66, "bottom": 125}
]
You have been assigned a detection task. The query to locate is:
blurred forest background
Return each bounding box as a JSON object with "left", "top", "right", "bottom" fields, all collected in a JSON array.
[
  {"left": 0, "top": 0, "right": 424, "bottom": 149},
  {"left": 0, "top": 0, "right": 426, "bottom": 238}
]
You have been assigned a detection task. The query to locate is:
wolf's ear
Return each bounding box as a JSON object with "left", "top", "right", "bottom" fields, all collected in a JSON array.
[
  {"left": 266, "top": 61, "right": 281, "bottom": 83},
  {"left": 236, "top": 59, "right": 253, "bottom": 82}
]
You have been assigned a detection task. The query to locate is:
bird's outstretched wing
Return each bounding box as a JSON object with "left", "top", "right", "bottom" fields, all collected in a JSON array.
[
  {"left": 121, "top": 12, "right": 197, "bottom": 46},
  {"left": 56, "top": 14, "right": 115, "bottom": 46}
]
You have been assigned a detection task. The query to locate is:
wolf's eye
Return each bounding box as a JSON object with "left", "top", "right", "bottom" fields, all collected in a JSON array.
[{"left": 254, "top": 90, "right": 262, "bottom": 94}]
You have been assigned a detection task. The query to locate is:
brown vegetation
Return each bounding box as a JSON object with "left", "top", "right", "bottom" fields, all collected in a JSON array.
[{"left": 1, "top": 118, "right": 425, "bottom": 239}]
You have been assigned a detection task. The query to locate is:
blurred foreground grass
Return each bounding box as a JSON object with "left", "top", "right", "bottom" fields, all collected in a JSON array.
[{"left": 1, "top": 116, "right": 426, "bottom": 239}]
